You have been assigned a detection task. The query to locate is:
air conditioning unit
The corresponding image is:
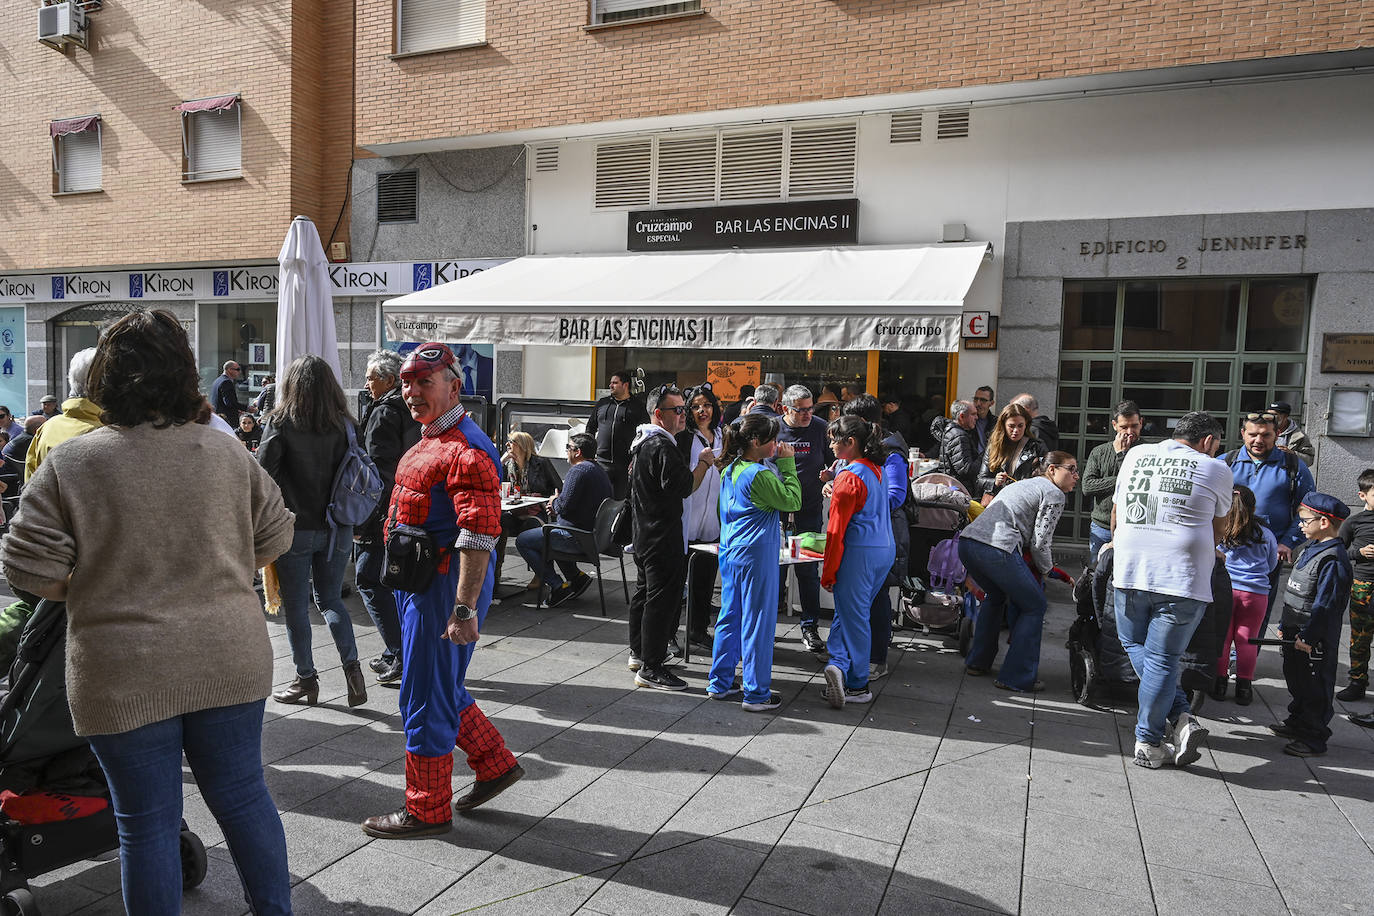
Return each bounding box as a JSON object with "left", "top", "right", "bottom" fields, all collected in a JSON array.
[{"left": 38, "top": 2, "right": 89, "bottom": 51}]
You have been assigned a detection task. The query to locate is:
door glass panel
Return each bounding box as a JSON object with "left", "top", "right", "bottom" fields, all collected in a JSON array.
[
  {"left": 1060, "top": 360, "right": 1083, "bottom": 382},
  {"left": 1123, "top": 386, "right": 1194, "bottom": 413},
  {"left": 1089, "top": 360, "right": 1113, "bottom": 382},
  {"left": 1121, "top": 279, "right": 1240, "bottom": 351},
  {"left": 1203, "top": 388, "right": 1228, "bottom": 412},
  {"left": 1274, "top": 390, "right": 1303, "bottom": 413},
  {"left": 1087, "top": 387, "right": 1112, "bottom": 408},
  {"left": 1245, "top": 278, "right": 1309, "bottom": 352},
  {"left": 1059, "top": 387, "right": 1081, "bottom": 408},
  {"left": 1205, "top": 361, "right": 1230, "bottom": 384},
  {"left": 1241, "top": 362, "right": 1269, "bottom": 385},
  {"left": 1275, "top": 363, "right": 1303, "bottom": 386},
  {"left": 1123, "top": 360, "right": 1193, "bottom": 384},
  {"left": 1058, "top": 414, "right": 1080, "bottom": 434},
  {"left": 1085, "top": 413, "right": 1110, "bottom": 437},
  {"left": 1239, "top": 389, "right": 1269, "bottom": 412},
  {"left": 1061, "top": 281, "right": 1117, "bottom": 351}
]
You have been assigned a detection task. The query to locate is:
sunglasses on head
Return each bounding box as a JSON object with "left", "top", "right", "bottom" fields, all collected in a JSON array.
[{"left": 1243, "top": 412, "right": 1277, "bottom": 424}]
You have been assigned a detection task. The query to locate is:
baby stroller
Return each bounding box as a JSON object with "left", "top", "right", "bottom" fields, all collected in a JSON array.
[
  {"left": 900, "top": 473, "right": 978, "bottom": 652},
  {"left": 1067, "top": 547, "right": 1232, "bottom": 714},
  {"left": 0, "top": 600, "right": 206, "bottom": 914}
]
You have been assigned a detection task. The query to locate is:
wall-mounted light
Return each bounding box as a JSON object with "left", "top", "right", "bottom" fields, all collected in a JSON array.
[{"left": 1329, "top": 386, "right": 1374, "bottom": 437}]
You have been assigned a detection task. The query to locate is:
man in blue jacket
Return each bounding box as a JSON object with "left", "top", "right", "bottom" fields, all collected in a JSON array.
[{"left": 1222, "top": 411, "right": 1315, "bottom": 631}]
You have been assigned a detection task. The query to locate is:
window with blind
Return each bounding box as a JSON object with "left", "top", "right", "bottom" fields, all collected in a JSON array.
[
  {"left": 54, "top": 128, "right": 102, "bottom": 193},
  {"left": 592, "top": 121, "right": 857, "bottom": 210},
  {"left": 398, "top": 0, "right": 485, "bottom": 53},
  {"left": 183, "top": 108, "right": 241, "bottom": 182},
  {"left": 593, "top": 1, "right": 701, "bottom": 24}
]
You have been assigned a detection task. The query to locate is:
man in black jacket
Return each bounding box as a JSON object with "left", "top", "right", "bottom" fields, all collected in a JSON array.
[
  {"left": 357, "top": 350, "right": 421, "bottom": 684},
  {"left": 585, "top": 369, "right": 649, "bottom": 500},
  {"left": 627, "top": 385, "right": 703, "bottom": 690},
  {"left": 930, "top": 399, "right": 980, "bottom": 494},
  {"left": 1011, "top": 392, "right": 1060, "bottom": 454}
]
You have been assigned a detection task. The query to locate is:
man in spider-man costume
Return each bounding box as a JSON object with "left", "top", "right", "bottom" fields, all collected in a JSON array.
[{"left": 362, "top": 343, "right": 523, "bottom": 839}]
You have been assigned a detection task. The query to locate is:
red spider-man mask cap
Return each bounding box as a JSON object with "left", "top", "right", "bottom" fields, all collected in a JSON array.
[{"left": 400, "top": 343, "right": 457, "bottom": 382}]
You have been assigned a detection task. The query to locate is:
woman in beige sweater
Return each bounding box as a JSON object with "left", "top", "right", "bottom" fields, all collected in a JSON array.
[{"left": 1, "top": 310, "right": 296, "bottom": 915}]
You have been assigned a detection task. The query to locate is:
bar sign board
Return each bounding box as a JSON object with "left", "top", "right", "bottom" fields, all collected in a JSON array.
[{"left": 628, "top": 199, "right": 859, "bottom": 251}]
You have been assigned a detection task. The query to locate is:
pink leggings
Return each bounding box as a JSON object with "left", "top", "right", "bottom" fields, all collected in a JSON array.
[{"left": 1219, "top": 589, "right": 1268, "bottom": 680}]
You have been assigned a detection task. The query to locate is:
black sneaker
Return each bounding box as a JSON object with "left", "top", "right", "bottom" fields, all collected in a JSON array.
[
  {"left": 666, "top": 639, "right": 683, "bottom": 659},
  {"left": 687, "top": 635, "right": 714, "bottom": 656},
  {"left": 547, "top": 583, "right": 576, "bottom": 608},
  {"left": 1267, "top": 721, "right": 1301, "bottom": 739},
  {"left": 368, "top": 655, "right": 390, "bottom": 675},
  {"left": 742, "top": 692, "right": 782, "bottom": 712},
  {"left": 375, "top": 656, "right": 403, "bottom": 685},
  {"left": 1349, "top": 711, "right": 1374, "bottom": 729},
  {"left": 801, "top": 625, "right": 826, "bottom": 654},
  {"left": 568, "top": 573, "right": 594, "bottom": 600},
  {"left": 1336, "top": 682, "right": 1367, "bottom": 702},
  {"left": 635, "top": 667, "right": 688, "bottom": 691}
]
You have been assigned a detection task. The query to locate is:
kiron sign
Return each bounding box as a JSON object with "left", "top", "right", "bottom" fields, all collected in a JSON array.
[{"left": 628, "top": 199, "right": 859, "bottom": 252}]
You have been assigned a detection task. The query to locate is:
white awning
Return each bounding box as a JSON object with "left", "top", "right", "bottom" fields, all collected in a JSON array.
[{"left": 383, "top": 242, "right": 991, "bottom": 352}]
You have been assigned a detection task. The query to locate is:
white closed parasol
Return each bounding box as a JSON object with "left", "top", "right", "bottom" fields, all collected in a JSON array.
[{"left": 276, "top": 215, "right": 342, "bottom": 383}]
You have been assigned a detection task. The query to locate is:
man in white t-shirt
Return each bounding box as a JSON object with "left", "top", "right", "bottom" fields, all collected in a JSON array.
[{"left": 1112, "top": 411, "right": 1232, "bottom": 770}]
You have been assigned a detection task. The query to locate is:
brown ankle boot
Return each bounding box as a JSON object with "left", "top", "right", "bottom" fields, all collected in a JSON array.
[
  {"left": 273, "top": 675, "right": 319, "bottom": 706},
  {"left": 344, "top": 661, "right": 367, "bottom": 707}
]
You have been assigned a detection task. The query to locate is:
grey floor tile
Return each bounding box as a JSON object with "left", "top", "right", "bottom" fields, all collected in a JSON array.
[
  {"left": 525, "top": 775, "right": 685, "bottom": 862},
  {"left": 584, "top": 837, "right": 768, "bottom": 915},
  {"left": 411, "top": 836, "right": 616, "bottom": 915},
  {"left": 796, "top": 773, "right": 925, "bottom": 846},
  {"left": 1135, "top": 806, "right": 1271, "bottom": 886},
  {"left": 1148, "top": 863, "right": 1289, "bottom": 916},
  {"left": 877, "top": 882, "right": 1009, "bottom": 915},
  {"left": 1019, "top": 876, "right": 1154, "bottom": 916},
  {"left": 1022, "top": 809, "right": 1150, "bottom": 899},
  {"left": 746, "top": 821, "right": 899, "bottom": 916},
  {"left": 728, "top": 899, "right": 809, "bottom": 916},
  {"left": 291, "top": 843, "right": 457, "bottom": 915},
  {"left": 890, "top": 815, "right": 1022, "bottom": 915}
]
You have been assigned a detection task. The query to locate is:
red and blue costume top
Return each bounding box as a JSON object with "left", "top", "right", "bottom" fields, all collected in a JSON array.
[{"left": 387, "top": 403, "right": 503, "bottom": 553}]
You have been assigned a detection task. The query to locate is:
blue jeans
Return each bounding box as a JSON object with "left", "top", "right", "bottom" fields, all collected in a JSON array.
[
  {"left": 1114, "top": 587, "right": 1207, "bottom": 745},
  {"left": 1088, "top": 522, "right": 1112, "bottom": 568},
  {"left": 514, "top": 525, "right": 582, "bottom": 589},
  {"left": 960, "top": 537, "right": 1047, "bottom": 691},
  {"left": 783, "top": 508, "right": 823, "bottom": 626},
  {"left": 355, "top": 540, "right": 401, "bottom": 657},
  {"left": 276, "top": 526, "right": 357, "bottom": 678},
  {"left": 87, "top": 701, "right": 291, "bottom": 916}
]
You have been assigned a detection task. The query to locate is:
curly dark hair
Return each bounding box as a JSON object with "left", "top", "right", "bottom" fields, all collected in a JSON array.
[
  {"left": 683, "top": 384, "right": 722, "bottom": 432},
  {"left": 86, "top": 309, "right": 203, "bottom": 429}
]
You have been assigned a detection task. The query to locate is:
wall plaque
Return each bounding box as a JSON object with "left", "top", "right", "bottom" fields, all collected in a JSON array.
[{"left": 1321, "top": 334, "right": 1374, "bottom": 373}]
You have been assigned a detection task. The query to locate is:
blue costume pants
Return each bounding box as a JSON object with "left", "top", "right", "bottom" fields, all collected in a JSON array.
[
  {"left": 397, "top": 548, "right": 496, "bottom": 757},
  {"left": 827, "top": 544, "right": 891, "bottom": 689},
  {"left": 711, "top": 545, "right": 779, "bottom": 704}
]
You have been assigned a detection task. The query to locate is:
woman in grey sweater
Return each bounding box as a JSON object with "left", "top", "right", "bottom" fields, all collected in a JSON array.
[
  {"left": 959, "top": 451, "right": 1079, "bottom": 692},
  {"left": 1, "top": 310, "right": 296, "bottom": 914}
]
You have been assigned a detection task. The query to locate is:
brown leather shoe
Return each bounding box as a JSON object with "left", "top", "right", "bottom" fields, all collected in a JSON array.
[
  {"left": 272, "top": 675, "right": 319, "bottom": 706},
  {"left": 453, "top": 764, "right": 525, "bottom": 813},
  {"left": 360, "top": 809, "right": 452, "bottom": 839},
  {"left": 343, "top": 661, "right": 367, "bottom": 707}
]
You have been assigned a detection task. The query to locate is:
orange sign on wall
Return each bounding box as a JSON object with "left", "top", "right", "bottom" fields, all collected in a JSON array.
[{"left": 706, "top": 360, "right": 761, "bottom": 401}]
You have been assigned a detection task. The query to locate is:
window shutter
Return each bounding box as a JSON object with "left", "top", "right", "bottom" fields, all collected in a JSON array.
[
  {"left": 59, "top": 129, "right": 101, "bottom": 192},
  {"left": 936, "top": 108, "right": 971, "bottom": 140},
  {"left": 594, "top": 140, "right": 651, "bottom": 208},
  {"left": 377, "top": 170, "right": 418, "bottom": 222},
  {"left": 719, "top": 129, "right": 783, "bottom": 202},
  {"left": 787, "top": 122, "right": 856, "bottom": 198},
  {"left": 399, "top": 0, "right": 485, "bottom": 54},
  {"left": 654, "top": 135, "right": 717, "bottom": 205},
  {"left": 533, "top": 145, "right": 559, "bottom": 172},
  {"left": 595, "top": 0, "right": 699, "bottom": 20},
  {"left": 889, "top": 111, "right": 923, "bottom": 143},
  {"left": 187, "top": 109, "right": 241, "bottom": 181}
]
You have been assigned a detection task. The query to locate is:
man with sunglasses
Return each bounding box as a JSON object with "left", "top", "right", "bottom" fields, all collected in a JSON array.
[
  {"left": 1221, "top": 410, "right": 1315, "bottom": 634},
  {"left": 0, "top": 408, "right": 20, "bottom": 441},
  {"left": 586, "top": 369, "right": 649, "bottom": 500},
  {"left": 626, "top": 385, "right": 700, "bottom": 690},
  {"left": 210, "top": 360, "right": 249, "bottom": 427},
  {"left": 778, "top": 385, "right": 834, "bottom": 653}
]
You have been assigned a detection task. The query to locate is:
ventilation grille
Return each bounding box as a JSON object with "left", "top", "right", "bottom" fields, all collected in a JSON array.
[
  {"left": 719, "top": 129, "right": 784, "bottom": 202},
  {"left": 788, "top": 122, "right": 856, "bottom": 197},
  {"left": 655, "top": 135, "right": 718, "bottom": 205},
  {"left": 936, "top": 108, "right": 971, "bottom": 140},
  {"left": 594, "top": 140, "right": 652, "bottom": 208},
  {"left": 377, "top": 170, "right": 418, "bottom": 223},
  {"left": 889, "top": 111, "right": 923, "bottom": 143},
  {"left": 534, "top": 145, "right": 559, "bottom": 172}
]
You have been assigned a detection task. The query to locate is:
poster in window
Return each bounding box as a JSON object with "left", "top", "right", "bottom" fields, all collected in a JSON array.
[{"left": 706, "top": 360, "right": 761, "bottom": 402}]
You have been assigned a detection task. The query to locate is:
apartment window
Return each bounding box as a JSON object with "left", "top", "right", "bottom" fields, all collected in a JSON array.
[
  {"left": 592, "top": 121, "right": 857, "bottom": 210},
  {"left": 377, "top": 170, "right": 419, "bottom": 223},
  {"left": 50, "top": 115, "right": 102, "bottom": 194},
  {"left": 177, "top": 95, "right": 242, "bottom": 182},
  {"left": 594, "top": 1, "right": 701, "bottom": 24},
  {"left": 397, "top": 0, "right": 485, "bottom": 54}
]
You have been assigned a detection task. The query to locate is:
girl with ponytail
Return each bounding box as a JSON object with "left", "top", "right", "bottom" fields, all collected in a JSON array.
[
  {"left": 818, "top": 416, "right": 896, "bottom": 710},
  {"left": 710, "top": 413, "right": 801, "bottom": 711}
]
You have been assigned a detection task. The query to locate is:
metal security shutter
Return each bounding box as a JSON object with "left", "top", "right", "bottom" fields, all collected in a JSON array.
[
  {"left": 58, "top": 128, "right": 101, "bottom": 192},
  {"left": 377, "top": 170, "right": 418, "bottom": 222},
  {"left": 654, "top": 135, "right": 717, "bottom": 205},
  {"left": 398, "top": 0, "right": 485, "bottom": 54},
  {"left": 594, "top": 140, "right": 651, "bottom": 208},
  {"left": 936, "top": 108, "right": 971, "bottom": 140},
  {"left": 594, "top": 0, "right": 699, "bottom": 23},
  {"left": 787, "top": 122, "right": 856, "bottom": 198},
  {"left": 186, "top": 109, "right": 241, "bottom": 181},
  {"left": 719, "top": 129, "right": 783, "bottom": 202},
  {"left": 890, "top": 111, "right": 923, "bottom": 143}
]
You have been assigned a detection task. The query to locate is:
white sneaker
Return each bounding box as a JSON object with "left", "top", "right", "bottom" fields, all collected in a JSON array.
[
  {"left": 1171, "top": 713, "right": 1209, "bottom": 767},
  {"left": 822, "top": 664, "right": 845, "bottom": 709},
  {"left": 843, "top": 687, "right": 873, "bottom": 704},
  {"left": 1133, "top": 740, "right": 1175, "bottom": 769}
]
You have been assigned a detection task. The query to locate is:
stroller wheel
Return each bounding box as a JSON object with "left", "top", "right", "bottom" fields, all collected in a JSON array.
[
  {"left": 2, "top": 888, "right": 36, "bottom": 916},
  {"left": 180, "top": 830, "right": 208, "bottom": 890},
  {"left": 957, "top": 616, "right": 973, "bottom": 657},
  {"left": 1069, "top": 645, "right": 1097, "bottom": 706}
]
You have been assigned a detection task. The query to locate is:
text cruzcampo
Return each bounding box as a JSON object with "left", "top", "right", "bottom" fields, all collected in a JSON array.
[{"left": 558, "top": 317, "right": 717, "bottom": 345}]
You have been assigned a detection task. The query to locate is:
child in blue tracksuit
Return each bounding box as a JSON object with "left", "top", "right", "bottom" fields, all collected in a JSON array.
[
  {"left": 820, "top": 416, "right": 895, "bottom": 710},
  {"left": 709, "top": 414, "right": 802, "bottom": 711}
]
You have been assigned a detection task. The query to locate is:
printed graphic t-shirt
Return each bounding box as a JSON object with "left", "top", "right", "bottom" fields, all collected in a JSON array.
[{"left": 1112, "top": 438, "right": 1234, "bottom": 602}]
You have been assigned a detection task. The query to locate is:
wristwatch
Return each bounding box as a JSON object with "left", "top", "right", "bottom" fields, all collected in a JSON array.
[{"left": 452, "top": 603, "right": 477, "bottom": 621}]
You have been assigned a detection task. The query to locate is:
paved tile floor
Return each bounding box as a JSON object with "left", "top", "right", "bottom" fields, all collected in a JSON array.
[{"left": 17, "top": 559, "right": 1374, "bottom": 916}]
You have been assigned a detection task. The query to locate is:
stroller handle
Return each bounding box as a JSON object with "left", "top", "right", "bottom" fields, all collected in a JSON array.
[{"left": 1248, "top": 637, "right": 1325, "bottom": 660}]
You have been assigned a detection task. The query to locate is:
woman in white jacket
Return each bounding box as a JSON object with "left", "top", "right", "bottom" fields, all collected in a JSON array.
[{"left": 675, "top": 384, "right": 724, "bottom": 655}]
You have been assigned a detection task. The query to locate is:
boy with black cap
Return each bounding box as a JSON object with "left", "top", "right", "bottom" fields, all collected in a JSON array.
[{"left": 1271, "top": 492, "right": 1352, "bottom": 757}]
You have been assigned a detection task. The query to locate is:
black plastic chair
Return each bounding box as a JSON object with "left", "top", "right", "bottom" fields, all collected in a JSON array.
[{"left": 538, "top": 498, "right": 628, "bottom": 616}]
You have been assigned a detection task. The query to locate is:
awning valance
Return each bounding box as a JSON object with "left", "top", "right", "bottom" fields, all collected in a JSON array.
[
  {"left": 383, "top": 243, "right": 991, "bottom": 352},
  {"left": 174, "top": 94, "right": 240, "bottom": 114},
  {"left": 49, "top": 115, "right": 99, "bottom": 138}
]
